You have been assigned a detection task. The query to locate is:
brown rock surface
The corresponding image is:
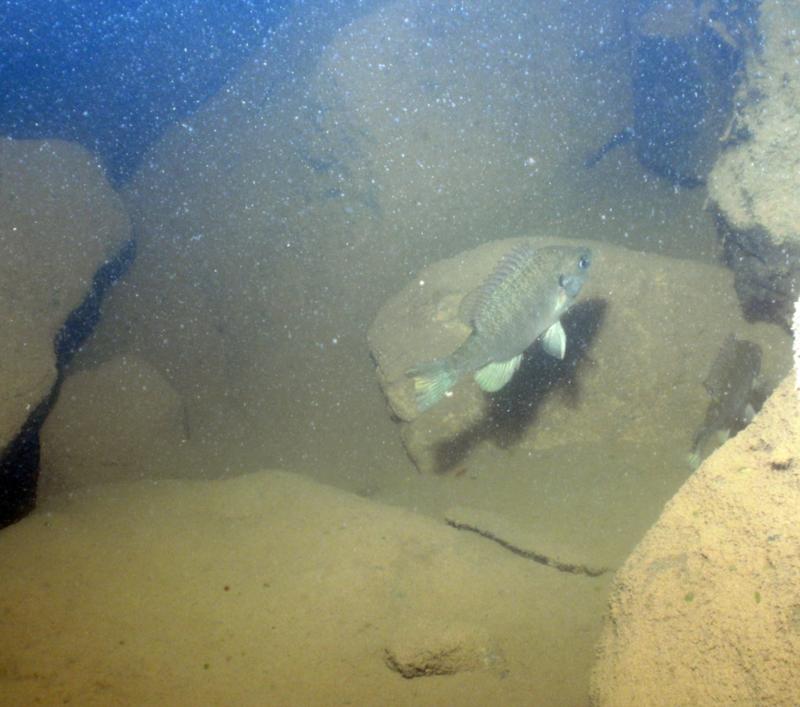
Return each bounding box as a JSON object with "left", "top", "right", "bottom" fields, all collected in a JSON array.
[
  {"left": 0, "top": 469, "right": 605, "bottom": 706},
  {"left": 384, "top": 620, "right": 498, "bottom": 678},
  {"left": 38, "top": 355, "right": 195, "bottom": 499},
  {"left": 591, "top": 375, "right": 800, "bottom": 706},
  {"left": 0, "top": 139, "right": 130, "bottom": 454},
  {"left": 707, "top": 0, "right": 800, "bottom": 326}
]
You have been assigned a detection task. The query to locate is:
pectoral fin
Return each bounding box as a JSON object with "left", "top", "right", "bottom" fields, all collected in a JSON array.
[
  {"left": 541, "top": 321, "right": 567, "bottom": 359},
  {"left": 474, "top": 354, "right": 523, "bottom": 392},
  {"left": 715, "top": 428, "right": 731, "bottom": 445}
]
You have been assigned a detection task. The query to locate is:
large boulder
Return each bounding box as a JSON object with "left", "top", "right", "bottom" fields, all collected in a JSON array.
[
  {"left": 590, "top": 374, "right": 800, "bottom": 706},
  {"left": 368, "top": 237, "right": 792, "bottom": 474},
  {"left": 707, "top": 0, "right": 800, "bottom": 327},
  {"left": 0, "top": 139, "right": 130, "bottom": 455},
  {"left": 1, "top": 469, "right": 607, "bottom": 705},
  {"left": 38, "top": 355, "right": 195, "bottom": 500}
]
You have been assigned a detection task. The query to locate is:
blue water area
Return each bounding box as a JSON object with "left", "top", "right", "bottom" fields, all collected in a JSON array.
[{"left": 0, "top": 0, "right": 292, "bottom": 184}]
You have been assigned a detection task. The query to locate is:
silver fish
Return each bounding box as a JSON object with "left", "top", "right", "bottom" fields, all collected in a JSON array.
[
  {"left": 688, "top": 334, "right": 762, "bottom": 468},
  {"left": 407, "top": 244, "right": 592, "bottom": 412}
]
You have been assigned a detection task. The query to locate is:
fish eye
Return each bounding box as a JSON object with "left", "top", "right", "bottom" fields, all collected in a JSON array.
[{"left": 578, "top": 255, "right": 590, "bottom": 270}]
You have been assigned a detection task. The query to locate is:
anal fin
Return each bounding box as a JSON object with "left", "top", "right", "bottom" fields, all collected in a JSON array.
[{"left": 474, "top": 354, "right": 523, "bottom": 393}]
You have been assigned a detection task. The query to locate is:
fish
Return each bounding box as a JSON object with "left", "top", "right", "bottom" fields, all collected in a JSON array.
[
  {"left": 407, "top": 244, "right": 592, "bottom": 412},
  {"left": 688, "top": 334, "right": 762, "bottom": 469}
]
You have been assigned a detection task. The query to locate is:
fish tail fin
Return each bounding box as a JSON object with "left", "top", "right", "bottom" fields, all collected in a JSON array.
[{"left": 407, "top": 359, "right": 457, "bottom": 412}]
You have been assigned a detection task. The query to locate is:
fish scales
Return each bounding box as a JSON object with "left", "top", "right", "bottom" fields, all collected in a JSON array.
[{"left": 472, "top": 245, "right": 560, "bottom": 344}]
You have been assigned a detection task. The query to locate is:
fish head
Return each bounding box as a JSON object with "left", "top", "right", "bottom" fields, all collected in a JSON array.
[{"left": 557, "top": 247, "right": 592, "bottom": 301}]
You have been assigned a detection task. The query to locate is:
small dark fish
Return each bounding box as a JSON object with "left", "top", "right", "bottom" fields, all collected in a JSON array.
[
  {"left": 689, "top": 334, "right": 762, "bottom": 468},
  {"left": 407, "top": 244, "right": 592, "bottom": 412}
]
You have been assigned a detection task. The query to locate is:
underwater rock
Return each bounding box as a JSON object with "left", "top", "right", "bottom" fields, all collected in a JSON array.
[
  {"left": 384, "top": 620, "right": 498, "bottom": 679},
  {"left": 0, "top": 469, "right": 598, "bottom": 705},
  {"left": 0, "top": 139, "right": 130, "bottom": 496},
  {"left": 368, "top": 236, "right": 791, "bottom": 474},
  {"left": 707, "top": 0, "right": 800, "bottom": 328},
  {"left": 38, "top": 355, "right": 192, "bottom": 500},
  {"left": 590, "top": 374, "right": 800, "bottom": 706},
  {"left": 794, "top": 295, "right": 800, "bottom": 388}
]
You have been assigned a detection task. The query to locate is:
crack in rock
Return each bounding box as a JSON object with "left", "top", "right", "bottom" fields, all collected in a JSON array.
[{"left": 444, "top": 511, "right": 609, "bottom": 577}]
